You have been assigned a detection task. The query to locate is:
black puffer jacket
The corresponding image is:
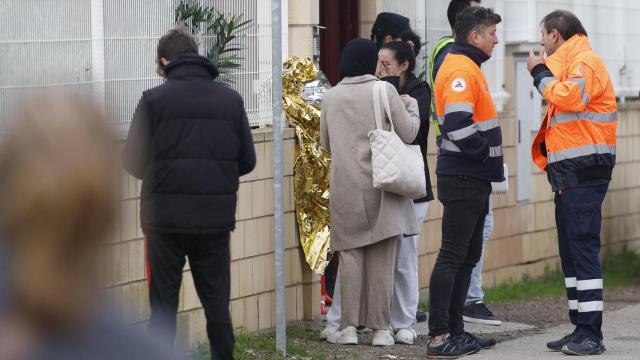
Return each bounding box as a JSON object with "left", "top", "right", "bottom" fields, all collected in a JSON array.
[
  {"left": 124, "top": 54, "right": 256, "bottom": 234},
  {"left": 382, "top": 74, "right": 435, "bottom": 203}
]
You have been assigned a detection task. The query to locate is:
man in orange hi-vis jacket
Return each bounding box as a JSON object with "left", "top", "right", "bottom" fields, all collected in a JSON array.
[
  {"left": 427, "top": 6, "right": 504, "bottom": 359},
  {"left": 528, "top": 10, "right": 617, "bottom": 356}
]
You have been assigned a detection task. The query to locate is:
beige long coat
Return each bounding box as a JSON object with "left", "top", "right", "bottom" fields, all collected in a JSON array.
[{"left": 320, "top": 74, "right": 421, "bottom": 252}]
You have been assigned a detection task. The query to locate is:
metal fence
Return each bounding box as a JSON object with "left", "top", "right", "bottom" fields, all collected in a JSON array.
[{"left": 0, "top": 0, "right": 273, "bottom": 137}]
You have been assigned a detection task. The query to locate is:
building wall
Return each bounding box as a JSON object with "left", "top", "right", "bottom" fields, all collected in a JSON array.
[{"left": 288, "top": 0, "right": 319, "bottom": 59}]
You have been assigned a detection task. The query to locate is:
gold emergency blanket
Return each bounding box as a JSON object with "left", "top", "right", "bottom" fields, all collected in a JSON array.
[{"left": 282, "top": 57, "right": 331, "bottom": 274}]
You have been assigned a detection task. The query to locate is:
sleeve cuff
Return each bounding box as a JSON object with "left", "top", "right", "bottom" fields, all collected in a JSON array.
[{"left": 530, "top": 63, "right": 550, "bottom": 77}]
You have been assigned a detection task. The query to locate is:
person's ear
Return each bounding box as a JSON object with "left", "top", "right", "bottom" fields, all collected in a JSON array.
[
  {"left": 469, "top": 30, "right": 480, "bottom": 46},
  {"left": 383, "top": 35, "right": 394, "bottom": 44},
  {"left": 159, "top": 58, "right": 170, "bottom": 67},
  {"left": 400, "top": 60, "right": 409, "bottom": 73}
]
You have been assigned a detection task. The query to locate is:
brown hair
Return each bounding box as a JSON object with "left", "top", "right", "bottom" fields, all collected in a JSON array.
[
  {"left": 541, "top": 10, "right": 588, "bottom": 40},
  {"left": 0, "top": 97, "right": 119, "bottom": 331},
  {"left": 156, "top": 27, "right": 199, "bottom": 76}
]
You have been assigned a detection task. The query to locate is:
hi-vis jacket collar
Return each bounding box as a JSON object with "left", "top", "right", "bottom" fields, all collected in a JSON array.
[{"left": 545, "top": 35, "right": 591, "bottom": 76}]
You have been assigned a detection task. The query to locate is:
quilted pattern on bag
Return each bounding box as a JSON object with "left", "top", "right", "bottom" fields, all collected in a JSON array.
[{"left": 369, "top": 82, "right": 426, "bottom": 199}]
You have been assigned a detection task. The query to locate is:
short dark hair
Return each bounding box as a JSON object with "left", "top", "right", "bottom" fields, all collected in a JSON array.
[
  {"left": 447, "top": 0, "right": 481, "bottom": 30},
  {"left": 454, "top": 6, "right": 501, "bottom": 43},
  {"left": 399, "top": 30, "right": 422, "bottom": 56},
  {"left": 541, "top": 10, "right": 588, "bottom": 40},
  {"left": 380, "top": 41, "right": 417, "bottom": 73},
  {"left": 157, "top": 28, "right": 198, "bottom": 69}
]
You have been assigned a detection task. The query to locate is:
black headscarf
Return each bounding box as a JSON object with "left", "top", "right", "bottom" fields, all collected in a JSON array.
[{"left": 339, "top": 38, "right": 378, "bottom": 78}]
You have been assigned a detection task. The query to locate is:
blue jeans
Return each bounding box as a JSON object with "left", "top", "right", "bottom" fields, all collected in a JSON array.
[{"left": 465, "top": 195, "right": 493, "bottom": 305}]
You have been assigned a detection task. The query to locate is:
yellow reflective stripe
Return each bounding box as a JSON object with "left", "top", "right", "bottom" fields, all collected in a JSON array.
[
  {"left": 432, "top": 118, "right": 442, "bottom": 136},
  {"left": 429, "top": 37, "right": 455, "bottom": 86}
]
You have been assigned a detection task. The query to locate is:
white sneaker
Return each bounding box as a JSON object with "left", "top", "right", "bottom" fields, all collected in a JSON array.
[
  {"left": 372, "top": 329, "right": 395, "bottom": 346},
  {"left": 320, "top": 325, "right": 338, "bottom": 340},
  {"left": 328, "top": 326, "right": 358, "bottom": 345},
  {"left": 394, "top": 328, "right": 417, "bottom": 345}
]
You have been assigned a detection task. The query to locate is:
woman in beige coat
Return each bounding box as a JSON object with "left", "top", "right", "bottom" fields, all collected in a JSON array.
[{"left": 320, "top": 38, "right": 420, "bottom": 346}]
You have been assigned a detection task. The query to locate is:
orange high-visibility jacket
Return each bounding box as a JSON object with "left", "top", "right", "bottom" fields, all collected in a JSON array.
[
  {"left": 531, "top": 35, "right": 617, "bottom": 191},
  {"left": 434, "top": 48, "right": 503, "bottom": 182}
]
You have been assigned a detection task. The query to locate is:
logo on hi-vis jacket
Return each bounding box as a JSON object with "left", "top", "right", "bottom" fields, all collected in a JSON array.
[{"left": 451, "top": 78, "right": 467, "bottom": 92}]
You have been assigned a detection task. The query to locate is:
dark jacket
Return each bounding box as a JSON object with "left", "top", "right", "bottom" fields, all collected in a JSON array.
[
  {"left": 382, "top": 75, "right": 435, "bottom": 202},
  {"left": 123, "top": 54, "right": 256, "bottom": 234}
]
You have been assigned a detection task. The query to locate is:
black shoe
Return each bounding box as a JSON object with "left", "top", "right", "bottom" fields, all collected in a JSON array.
[
  {"left": 454, "top": 332, "right": 497, "bottom": 349},
  {"left": 462, "top": 301, "right": 502, "bottom": 326},
  {"left": 416, "top": 310, "right": 428, "bottom": 323},
  {"left": 547, "top": 333, "right": 575, "bottom": 352},
  {"left": 426, "top": 334, "right": 481, "bottom": 359},
  {"left": 561, "top": 336, "right": 606, "bottom": 356}
]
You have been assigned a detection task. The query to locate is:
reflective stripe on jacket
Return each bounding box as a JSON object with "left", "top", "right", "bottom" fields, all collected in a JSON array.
[
  {"left": 531, "top": 34, "right": 617, "bottom": 191},
  {"left": 434, "top": 49, "right": 504, "bottom": 182}
]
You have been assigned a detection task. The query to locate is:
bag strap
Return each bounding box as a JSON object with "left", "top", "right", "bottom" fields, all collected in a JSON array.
[
  {"left": 372, "top": 81, "right": 383, "bottom": 130},
  {"left": 378, "top": 81, "right": 395, "bottom": 132}
]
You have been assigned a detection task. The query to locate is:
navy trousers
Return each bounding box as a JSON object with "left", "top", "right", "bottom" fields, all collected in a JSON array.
[{"left": 555, "top": 179, "right": 609, "bottom": 342}]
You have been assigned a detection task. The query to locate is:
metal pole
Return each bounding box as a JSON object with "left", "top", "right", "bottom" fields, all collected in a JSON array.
[{"left": 271, "top": 0, "right": 286, "bottom": 356}]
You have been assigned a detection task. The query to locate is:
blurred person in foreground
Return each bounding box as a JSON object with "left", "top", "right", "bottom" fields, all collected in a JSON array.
[
  {"left": 123, "top": 28, "right": 256, "bottom": 360},
  {"left": 0, "top": 98, "right": 173, "bottom": 360}
]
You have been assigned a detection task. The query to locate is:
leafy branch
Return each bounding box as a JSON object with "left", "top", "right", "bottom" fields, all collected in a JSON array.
[{"left": 175, "top": 0, "right": 252, "bottom": 85}]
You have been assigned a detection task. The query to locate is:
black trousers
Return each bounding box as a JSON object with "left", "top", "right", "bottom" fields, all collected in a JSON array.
[
  {"left": 428, "top": 175, "right": 491, "bottom": 337},
  {"left": 147, "top": 231, "right": 234, "bottom": 360}
]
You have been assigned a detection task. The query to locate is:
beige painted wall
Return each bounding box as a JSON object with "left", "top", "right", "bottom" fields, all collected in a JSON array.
[{"left": 288, "top": 0, "right": 319, "bottom": 59}]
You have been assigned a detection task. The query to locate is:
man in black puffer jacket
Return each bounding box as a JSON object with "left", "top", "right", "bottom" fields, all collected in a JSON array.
[{"left": 124, "top": 29, "right": 256, "bottom": 360}]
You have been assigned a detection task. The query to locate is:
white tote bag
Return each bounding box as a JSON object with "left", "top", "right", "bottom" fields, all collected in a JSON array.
[{"left": 368, "top": 81, "right": 427, "bottom": 199}]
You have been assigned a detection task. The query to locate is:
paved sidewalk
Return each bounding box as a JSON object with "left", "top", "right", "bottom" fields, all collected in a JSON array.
[
  {"left": 414, "top": 318, "right": 536, "bottom": 336},
  {"left": 450, "top": 303, "right": 640, "bottom": 359}
]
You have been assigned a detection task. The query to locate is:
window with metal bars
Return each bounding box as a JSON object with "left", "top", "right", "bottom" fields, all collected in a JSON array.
[{"left": 0, "top": 0, "right": 273, "bottom": 137}]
